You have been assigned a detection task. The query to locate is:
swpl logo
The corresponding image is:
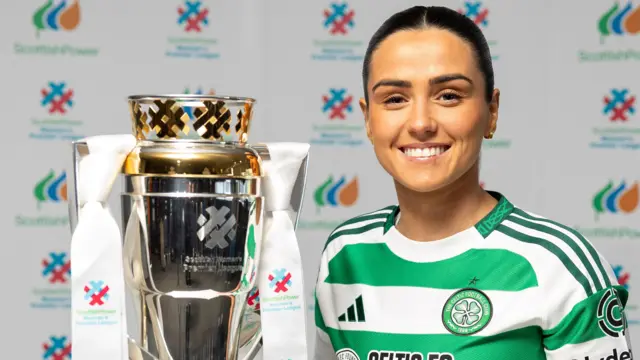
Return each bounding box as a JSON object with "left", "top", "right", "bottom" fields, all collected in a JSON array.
[
  {"left": 323, "top": 2, "right": 355, "bottom": 35},
  {"left": 196, "top": 205, "right": 237, "bottom": 249},
  {"left": 42, "top": 252, "right": 70, "bottom": 284},
  {"left": 603, "top": 89, "right": 635, "bottom": 121},
  {"left": 322, "top": 88, "right": 353, "bottom": 120}
]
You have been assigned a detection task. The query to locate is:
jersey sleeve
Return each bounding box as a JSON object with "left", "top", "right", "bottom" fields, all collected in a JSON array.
[
  {"left": 313, "top": 292, "right": 335, "bottom": 360},
  {"left": 313, "top": 245, "right": 336, "bottom": 360},
  {"left": 543, "top": 267, "right": 633, "bottom": 359}
]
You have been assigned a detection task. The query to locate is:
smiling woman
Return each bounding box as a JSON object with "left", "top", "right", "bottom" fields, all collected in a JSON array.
[{"left": 313, "top": 6, "right": 632, "bottom": 360}]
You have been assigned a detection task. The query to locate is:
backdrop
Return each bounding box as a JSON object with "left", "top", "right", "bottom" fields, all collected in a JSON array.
[{"left": 2, "top": 0, "right": 639, "bottom": 357}]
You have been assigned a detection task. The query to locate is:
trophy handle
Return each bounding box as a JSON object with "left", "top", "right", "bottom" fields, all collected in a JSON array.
[{"left": 241, "top": 329, "right": 262, "bottom": 360}]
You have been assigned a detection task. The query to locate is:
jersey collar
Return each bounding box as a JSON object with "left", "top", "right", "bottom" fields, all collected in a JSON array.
[
  {"left": 381, "top": 191, "right": 514, "bottom": 262},
  {"left": 383, "top": 191, "right": 514, "bottom": 238}
]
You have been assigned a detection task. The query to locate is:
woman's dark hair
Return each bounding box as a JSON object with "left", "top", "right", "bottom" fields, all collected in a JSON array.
[{"left": 362, "top": 6, "right": 494, "bottom": 103}]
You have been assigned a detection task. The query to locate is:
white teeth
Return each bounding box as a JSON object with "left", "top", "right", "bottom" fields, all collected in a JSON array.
[{"left": 403, "top": 146, "right": 447, "bottom": 158}]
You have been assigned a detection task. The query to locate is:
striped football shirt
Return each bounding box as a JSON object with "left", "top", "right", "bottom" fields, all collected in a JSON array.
[{"left": 313, "top": 192, "right": 632, "bottom": 360}]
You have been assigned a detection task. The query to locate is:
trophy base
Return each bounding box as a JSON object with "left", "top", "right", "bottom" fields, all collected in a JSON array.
[{"left": 128, "top": 311, "right": 261, "bottom": 360}]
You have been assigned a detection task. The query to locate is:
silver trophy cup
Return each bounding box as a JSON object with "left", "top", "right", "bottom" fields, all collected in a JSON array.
[{"left": 68, "top": 95, "right": 308, "bottom": 360}]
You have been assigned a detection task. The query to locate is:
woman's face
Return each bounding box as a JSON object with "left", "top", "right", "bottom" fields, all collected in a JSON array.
[{"left": 360, "top": 28, "right": 499, "bottom": 193}]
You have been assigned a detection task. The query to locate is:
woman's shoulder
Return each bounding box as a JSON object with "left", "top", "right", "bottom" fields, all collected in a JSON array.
[
  {"left": 500, "top": 205, "right": 618, "bottom": 297},
  {"left": 502, "top": 206, "right": 588, "bottom": 242},
  {"left": 321, "top": 205, "right": 398, "bottom": 252}
]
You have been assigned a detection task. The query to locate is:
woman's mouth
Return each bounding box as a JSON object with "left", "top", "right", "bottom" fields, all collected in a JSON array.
[{"left": 399, "top": 144, "right": 451, "bottom": 161}]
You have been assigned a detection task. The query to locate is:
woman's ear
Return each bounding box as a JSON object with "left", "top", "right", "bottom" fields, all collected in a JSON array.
[
  {"left": 360, "top": 97, "right": 372, "bottom": 143},
  {"left": 485, "top": 88, "right": 500, "bottom": 138}
]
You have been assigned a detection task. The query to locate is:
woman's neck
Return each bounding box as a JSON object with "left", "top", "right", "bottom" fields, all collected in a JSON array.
[{"left": 394, "top": 164, "right": 497, "bottom": 242}]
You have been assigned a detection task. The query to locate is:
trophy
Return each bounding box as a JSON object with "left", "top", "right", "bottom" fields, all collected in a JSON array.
[{"left": 68, "top": 95, "right": 310, "bottom": 360}]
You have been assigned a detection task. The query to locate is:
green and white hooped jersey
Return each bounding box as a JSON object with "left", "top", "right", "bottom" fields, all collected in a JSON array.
[{"left": 314, "top": 192, "right": 632, "bottom": 360}]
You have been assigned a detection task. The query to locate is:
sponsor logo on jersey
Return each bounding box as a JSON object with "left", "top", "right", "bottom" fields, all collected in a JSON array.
[
  {"left": 597, "top": 287, "right": 628, "bottom": 337},
  {"left": 368, "top": 351, "right": 454, "bottom": 360},
  {"left": 337, "top": 348, "right": 360, "bottom": 360},
  {"left": 442, "top": 288, "right": 492, "bottom": 336},
  {"left": 573, "top": 348, "right": 632, "bottom": 360}
]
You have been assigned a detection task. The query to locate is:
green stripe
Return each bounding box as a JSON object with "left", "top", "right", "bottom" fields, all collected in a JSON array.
[
  {"left": 383, "top": 205, "right": 400, "bottom": 234},
  {"left": 337, "top": 212, "right": 390, "bottom": 228},
  {"left": 497, "top": 224, "right": 593, "bottom": 296},
  {"left": 325, "top": 326, "right": 546, "bottom": 359},
  {"left": 324, "top": 222, "right": 386, "bottom": 251},
  {"left": 513, "top": 208, "right": 612, "bottom": 288},
  {"left": 315, "top": 294, "right": 328, "bottom": 333},
  {"left": 326, "top": 243, "right": 538, "bottom": 291},
  {"left": 542, "top": 285, "right": 629, "bottom": 350},
  {"left": 508, "top": 212, "right": 603, "bottom": 292}
]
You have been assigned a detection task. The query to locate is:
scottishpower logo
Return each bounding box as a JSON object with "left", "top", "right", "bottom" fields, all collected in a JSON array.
[
  {"left": 33, "top": 0, "right": 81, "bottom": 34},
  {"left": 298, "top": 175, "right": 359, "bottom": 230},
  {"left": 592, "top": 180, "right": 639, "bottom": 219},
  {"left": 313, "top": 175, "right": 358, "bottom": 211},
  {"left": 576, "top": 180, "right": 640, "bottom": 239},
  {"left": 15, "top": 170, "right": 69, "bottom": 227},
  {"left": 598, "top": 2, "right": 640, "bottom": 40},
  {"left": 15, "top": 0, "right": 99, "bottom": 57},
  {"left": 578, "top": 2, "right": 640, "bottom": 63}
]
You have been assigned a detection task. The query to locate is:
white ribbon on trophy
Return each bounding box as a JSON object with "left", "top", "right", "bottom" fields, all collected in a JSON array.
[
  {"left": 70, "top": 136, "right": 309, "bottom": 360},
  {"left": 70, "top": 134, "right": 136, "bottom": 360},
  {"left": 255, "top": 143, "right": 309, "bottom": 360}
]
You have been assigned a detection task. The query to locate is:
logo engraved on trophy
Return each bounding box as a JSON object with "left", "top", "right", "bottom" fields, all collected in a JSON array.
[{"left": 197, "top": 205, "right": 237, "bottom": 249}]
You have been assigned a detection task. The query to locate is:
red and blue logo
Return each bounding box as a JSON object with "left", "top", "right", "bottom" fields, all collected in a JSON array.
[
  {"left": 83, "top": 280, "right": 110, "bottom": 306},
  {"left": 43, "top": 335, "right": 72, "bottom": 360},
  {"left": 322, "top": 88, "right": 353, "bottom": 120},
  {"left": 42, "top": 252, "right": 70, "bottom": 284},
  {"left": 613, "top": 265, "right": 630, "bottom": 289},
  {"left": 247, "top": 288, "right": 261, "bottom": 310},
  {"left": 604, "top": 88, "right": 636, "bottom": 122},
  {"left": 41, "top": 82, "right": 73, "bottom": 114},
  {"left": 323, "top": 2, "right": 355, "bottom": 35},
  {"left": 268, "top": 268, "right": 292, "bottom": 293},
  {"left": 178, "top": 0, "right": 209, "bottom": 33},
  {"left": 459, "top": 1, "right": 489, "bottom": 28}
]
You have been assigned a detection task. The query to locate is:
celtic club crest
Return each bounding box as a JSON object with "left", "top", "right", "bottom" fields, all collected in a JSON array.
[{"left": 442, "top": 288, "right": 493, "bottom": 336}]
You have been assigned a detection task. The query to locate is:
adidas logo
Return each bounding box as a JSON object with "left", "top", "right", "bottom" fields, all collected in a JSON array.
[{"left": 338, "top": 295, "right": 365, "bottom": 323}]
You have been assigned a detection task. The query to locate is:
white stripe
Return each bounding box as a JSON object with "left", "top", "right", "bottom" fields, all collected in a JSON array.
[
  {"left": 318, "top": 283, "right": 543, "bottom": 336},
  {"left": 503, "top": 219, "right": 597, "bottom": 296},
  {"left": 331, "top": 207, "right": 394, "bottom": 234},
  {"left": 331, "top": 217, "right": 387, "bottom": 235},
  {"left": 316, "top": 222, "right": 386, "bottom": 286},
  {"left": 512, "top": 210, "right": 608, "bottom": 291},
  {"left": 544, "top": 334, "right": 632, "bottom": 359},
  {"left": 324, "top": 221, "right": 386, "bottom": 263}
]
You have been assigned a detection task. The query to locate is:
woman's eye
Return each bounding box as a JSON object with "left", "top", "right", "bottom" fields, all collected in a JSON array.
[
  {"left": 439, "top": 92, "right": 461, "bottom": 101},
  {"left": 384, "top": 96, "right": 405, "bottom": 104}
]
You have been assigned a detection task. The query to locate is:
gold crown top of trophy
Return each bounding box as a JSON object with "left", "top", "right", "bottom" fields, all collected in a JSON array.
[{"left": 125, "top": 94, "right": 263, "bottom": 178}]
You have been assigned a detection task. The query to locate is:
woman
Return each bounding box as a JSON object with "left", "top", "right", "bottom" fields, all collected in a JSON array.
[{"left": 313, "top": 6, "right": 631, "bottom": 360}]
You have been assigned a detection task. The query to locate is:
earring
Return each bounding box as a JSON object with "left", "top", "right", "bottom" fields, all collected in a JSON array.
[{"left": 485, "top": 131, "right": 494, "bottom": 139}]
